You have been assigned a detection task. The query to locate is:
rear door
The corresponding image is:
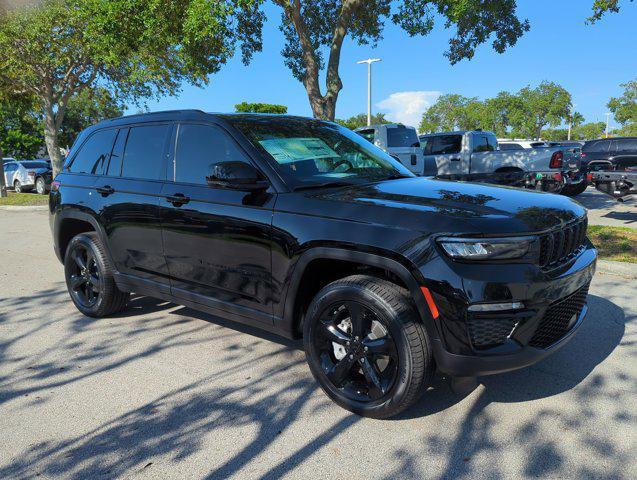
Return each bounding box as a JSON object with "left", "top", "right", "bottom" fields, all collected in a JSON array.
[
  {"left": 160, "top": 122, "right": 275, "bottom": 324},
  {"left": 95, "top": 123, "right": 173, "bottom": 291},
  {"left": 582, "top": 139, "right": 612, "bottom": 170},
  {"left": 384, "top": 126, "right": 424, "bottom": 175}
]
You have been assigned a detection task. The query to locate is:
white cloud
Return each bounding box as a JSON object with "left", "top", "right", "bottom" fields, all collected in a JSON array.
[{"left": 376, "top": 91, "right": 441, "bottom": 128}]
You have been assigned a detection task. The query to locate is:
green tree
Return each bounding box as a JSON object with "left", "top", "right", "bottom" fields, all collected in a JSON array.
[
  {"left": 608, "top": 79, "right": 636, "bottom": 132},
  {"left": 234, "top": 102, "right": 288, "bottom": 114},
  {"left": 0, "top": 0, "right": 261, "bottom": 175},
  {"left": 508, "top": 82, "right": 572, "bottom": 139},
  {"left": 419, "top": 94, "right": 474, "bottom": 133},
  {"left": 336, "top": 112, "right": 389, "bottom": 130},
  {"left": 573, "top": 122, "right": 606, "bottom": 140},
  {"left": 0, "top": 94, "right": 42, "bottom": 160},
  {"left": 267, "top": 0, "right": 528, "bottom": 120},
  {"left": 588, "top": 0, "right": 634, "bottom": 23},
  {"left": 58, "top": 87, "right": 125, "bottom": 149}
]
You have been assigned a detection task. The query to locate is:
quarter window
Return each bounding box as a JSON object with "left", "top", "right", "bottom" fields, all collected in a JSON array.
[
  {"left": 121, "top": 124, "right": 170, "bottom": 180},
  {"left": 68, "top": 129, "right": 117, "bottom": 174},
  {"left": 174, "top": 124, "right": 250, "bottom": 185}
]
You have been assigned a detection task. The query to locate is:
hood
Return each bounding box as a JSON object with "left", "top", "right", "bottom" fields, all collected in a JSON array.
[{"left": 302, "top": 177, "right": 586, "bottom": 236}]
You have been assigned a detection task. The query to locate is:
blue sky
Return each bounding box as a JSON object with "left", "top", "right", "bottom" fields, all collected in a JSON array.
[{"left": 138, "top": 0, "right": 636, "bottom": 130}]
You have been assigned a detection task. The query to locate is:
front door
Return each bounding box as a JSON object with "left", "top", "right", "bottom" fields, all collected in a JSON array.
[
  {"left": 160, "top": 122, "right": 275, "bottom": 325},
  {"left": 429, "top": 134, "right": 466, "bottom": 177}
]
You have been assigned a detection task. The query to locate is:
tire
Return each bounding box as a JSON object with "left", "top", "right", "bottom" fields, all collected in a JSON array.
[
  {"left": 64, "top": 232, "right": 129, "bottom": 317},
  {"left": 303, "top": 275, "right": 433, "bottom": 419},
  {"left": 561, "top": 182, "right": 588, "bottom": 197},
  {"left": 36, "top": 177, "right": 47, "bottom": 195},
  {"left": 14, "top": 180, "right": 22, "bottom": 193}
]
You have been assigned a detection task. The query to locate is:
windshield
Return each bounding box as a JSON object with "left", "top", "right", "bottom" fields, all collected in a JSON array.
[
  {"left": 228, "top": 117, "right": 414, "bottom": 189},
  {"left": 387, "top": 126, "right": 419, "bottom": 147}
]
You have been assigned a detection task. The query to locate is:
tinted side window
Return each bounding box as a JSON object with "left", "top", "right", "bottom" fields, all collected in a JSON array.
[
  {"left": 500, "top": 143, "right": 523, "bottom": 151},
  {"left": 4, "top": 163, "right": 16, "bottom": 172},
  {"left": 474, "top": 135, "right": 494, "bottom": 152},
  {"left": 617, "top": 138, "right": 637, "bottom": 152},
  {"left": 174, "top": 124, "right": 251, "bottom": 185},
  {"left": 430, "top": 135, "right": 462, "bottom": 154},
  {"left": 387, "top": 127, "right": 419, "bottom": 147},
  {"left": 106, "top": 128, "right": 129, "bottom": 177},
  {"left": 121, "top": 124, "right": 170, "bottom": 180},
  {"left": 583, "top": 140, "right": 610, "bottom": 153},
  {"left": 69, "top": 129, "right": 117, "bottom": 174}
]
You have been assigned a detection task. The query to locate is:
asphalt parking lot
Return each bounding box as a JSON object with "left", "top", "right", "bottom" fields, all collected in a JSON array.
[{"left": 0, "top": 209, "right": 635, "bottom": 480}]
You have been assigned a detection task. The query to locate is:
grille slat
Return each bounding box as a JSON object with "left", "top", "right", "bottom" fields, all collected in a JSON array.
[
  {"left": 539, "top": 218, "right": 587, "bottom": 271},
  {"left": 529, "top": 283, "right": 590, "bottom": 348}
]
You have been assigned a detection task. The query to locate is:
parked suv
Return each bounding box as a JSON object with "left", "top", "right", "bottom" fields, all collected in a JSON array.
[
  {"left": 50, "top": 111, "right": 597, "bottom": 418},
  {"left": 582, "top": 137, "right": 637, "bottom": 172}
]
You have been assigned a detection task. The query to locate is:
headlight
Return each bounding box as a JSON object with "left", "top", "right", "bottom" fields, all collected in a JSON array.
[{"left": 438, "top": 236, "right": 537, "bottom": 261}]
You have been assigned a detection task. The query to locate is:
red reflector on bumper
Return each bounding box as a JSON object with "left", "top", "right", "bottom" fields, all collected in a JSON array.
[{"left": 420, "top": 286, "right": 439, "bottom": 319}]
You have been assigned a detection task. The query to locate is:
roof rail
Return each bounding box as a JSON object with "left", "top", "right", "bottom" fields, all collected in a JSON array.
[{"left": 106, "top": 109, "right": 207, "bottom": 123}]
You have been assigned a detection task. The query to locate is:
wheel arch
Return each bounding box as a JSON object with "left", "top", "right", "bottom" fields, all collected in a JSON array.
[
  {"left": 280, "top": 247, "right": 437, "bottom": 340},
  {"left": 55, "top": 209, "right": 114, "bottom": 265}
]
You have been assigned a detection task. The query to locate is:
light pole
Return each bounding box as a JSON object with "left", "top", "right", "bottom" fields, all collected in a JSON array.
[
  {"left": 605, "top": 112, "right": 611, "bottom": 138},
  {"left": 567, "top": 104, "right": 576, "bottom": 141},
  {"left": 357, "top": 58, "right": 381, "bottom": 126}
]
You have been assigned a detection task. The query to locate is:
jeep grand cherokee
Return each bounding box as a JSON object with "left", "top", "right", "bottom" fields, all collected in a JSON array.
[{"left": 49, "top": 111, "right": 597, "bottom": 418}]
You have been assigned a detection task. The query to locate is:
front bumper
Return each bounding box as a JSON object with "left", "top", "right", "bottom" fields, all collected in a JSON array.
[{"left": 419, "top": 243, "right": 597, "bottom": 377}]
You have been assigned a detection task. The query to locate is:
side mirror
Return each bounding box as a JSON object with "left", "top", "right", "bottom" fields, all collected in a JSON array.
[{"left": 206, "top": 161, "right": 269, "bottom": 190}]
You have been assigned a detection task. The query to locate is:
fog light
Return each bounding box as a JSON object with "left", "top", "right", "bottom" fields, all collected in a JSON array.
[{"left": 468, "top": 301, "right": 524, "bottom": 312}]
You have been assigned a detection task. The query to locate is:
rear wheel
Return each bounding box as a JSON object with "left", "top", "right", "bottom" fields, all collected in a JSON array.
[
  {"left": 36, "top": 177, "right": 47, "bottom": 195},
  {"left": 14, "top": 180, "right": 22, "bottom": 193},
  {"left": 303, "top": 275, "right": 433, "bottom": 419},
  {"left": 561, "top": 182, "right": 588, "bottom": 197},
  {"left": 64, "top": 232, "right": 129, "bottom": 317}
]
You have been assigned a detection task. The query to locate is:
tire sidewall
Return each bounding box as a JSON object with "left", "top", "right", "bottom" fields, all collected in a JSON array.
[
  {"left": 303, "top": 283, "right": 417, "bottom": 417},
  {"left": 36, "top": 178, "right": 45, "bottom": 195},
  {"left": 64, "top": 234, "right": 108, "bottom": 317},
  {"left": 14, "top": 180, "right": 21, "bottom": 193}
]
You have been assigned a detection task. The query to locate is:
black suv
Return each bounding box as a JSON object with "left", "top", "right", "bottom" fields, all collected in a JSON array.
[
  {"left": 582, "top": 137, "right": 637, "bottom": 172},
  {"left": 50, "top": 111, "right": 597, "bottom": 418}
]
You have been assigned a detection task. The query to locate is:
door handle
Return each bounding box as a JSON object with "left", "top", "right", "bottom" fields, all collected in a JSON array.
[
  {"left": 450, "top": 157, "right": 461, "bottom": 162},
  {"left": 166, "top": 193, "right": 190, "bottom": 206},
  {"left": 96, "top": 185, "right": 114, "bottom": 196}
]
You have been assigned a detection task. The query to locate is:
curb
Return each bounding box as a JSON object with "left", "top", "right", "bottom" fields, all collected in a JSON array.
[
  {"left": 596, "top": 259, "right": 637, "bottom": 279},
  {"left": 0, "top": 205, "right": 48, "bottom": 211}
]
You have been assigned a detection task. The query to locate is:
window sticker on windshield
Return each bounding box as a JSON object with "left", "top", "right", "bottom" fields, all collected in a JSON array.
[{"left": 259, "top": 137, "right": 338, "bottom": 164}]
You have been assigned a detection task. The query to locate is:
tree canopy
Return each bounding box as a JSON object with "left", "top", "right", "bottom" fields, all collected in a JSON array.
[
  {"left": 588, "top": 0, "right": 634, "bottom": 23},
  {"left": 336, "top": 112, "right": 389, "bottom": 130},
  {"left": 235, "top": 102, "right": 288, "bottom": 114},
  {"left": 608, "top": 79, "right": 637, "bottom": 135},
  {"left": 419, "top": 82, "right": 573, "bottom": 139},
  {"left": 0, "top": 0, "right": 262, "bottom": 174}
]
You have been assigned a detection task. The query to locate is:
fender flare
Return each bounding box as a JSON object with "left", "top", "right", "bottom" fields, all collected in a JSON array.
[
  {"left": 54, "top": 208, "right": 114, "bottom": 265},
  {"left": 279, "top": 247, "right": 438, "bottom": 341}
]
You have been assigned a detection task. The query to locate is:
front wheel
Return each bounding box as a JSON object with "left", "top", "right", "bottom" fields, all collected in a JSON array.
[
  {"left": 303, "top": 275, "right": 433, "bottom": 419},
  {"left": 64, "top": 232, "right": 129, "bottom": 317}
]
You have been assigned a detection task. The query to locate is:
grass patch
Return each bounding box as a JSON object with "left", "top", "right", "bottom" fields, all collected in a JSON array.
[
  {"left": 588, "top": 225, "right": 637, "bottom": 263},
  {"left": 0, "top": 192, "right": 49, "bottom": 206}
]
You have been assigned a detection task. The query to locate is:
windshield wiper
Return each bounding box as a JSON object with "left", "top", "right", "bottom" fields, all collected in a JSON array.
[{"left": 293, "top": 181, "right": 354, "bottom": 191}]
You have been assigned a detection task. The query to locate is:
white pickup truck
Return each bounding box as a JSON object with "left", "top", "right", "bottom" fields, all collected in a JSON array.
[{"left": 418, "top": 130, "right": 585, "bottom": 195}]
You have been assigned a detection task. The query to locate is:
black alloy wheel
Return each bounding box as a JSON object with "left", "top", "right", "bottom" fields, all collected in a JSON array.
[
  {"left": 304, "top": 275, "right": 433, "bottom": 419},
  {"left": 67, "top": 242, "right": 102, "bottom": 309},
  {"left": 64, "top": 233, "right": 129, "bottom": 317},
  {"left": 313, "top": 300, "right": 399, "bottom": 402}
]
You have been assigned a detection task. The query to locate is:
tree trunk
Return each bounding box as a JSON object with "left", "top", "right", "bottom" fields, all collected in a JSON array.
[
  {"left": 43, "top": 99, "right": 65, "bottom": 177},
  {"left": 0, "top": 146, "right": 7, "bottom": 198}
]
